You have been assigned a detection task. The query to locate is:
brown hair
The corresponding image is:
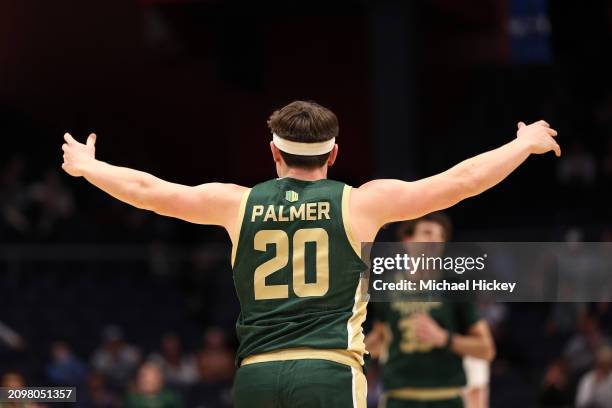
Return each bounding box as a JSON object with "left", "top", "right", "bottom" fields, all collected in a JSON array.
[
  {"left": 396, "top": 212, "right": 453, "bottom": 241},
  {"left": 267, "top": 100, "right": 339, "bottom": 168}
]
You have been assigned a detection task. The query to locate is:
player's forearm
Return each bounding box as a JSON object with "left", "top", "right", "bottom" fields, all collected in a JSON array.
[
  {"left": 448, "top": 333, "right": 496, "bottom": 361},
  {"left": 363, "top": 138, "right": 536, "bottom": 225},
  {"left": 365, "top": 330, "right": 384, "bottom": 359},
  {"left": 449, "top": 138, "right": 532, "bottom": 199},
  {"left": 364, "top": 338, "right": 381, "bottom": 359},
  {"left": 80, "top": 158, "right": 161, "bottom": 210}
]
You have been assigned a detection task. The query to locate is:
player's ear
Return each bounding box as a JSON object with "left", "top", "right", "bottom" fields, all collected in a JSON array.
[
  {"left": 327, "top": 144, "right": 338, "bottom": 167},
  {"left": 270, "top": 142, "right": 282, "bottom": 163}
]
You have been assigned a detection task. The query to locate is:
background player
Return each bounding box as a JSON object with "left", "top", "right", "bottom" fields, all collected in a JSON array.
[
  {"left": 366, "top": 212, "right": 495, "bottom": 408},
  {"left": 61, "top": 100, "right": 559, "bottom": 408}
]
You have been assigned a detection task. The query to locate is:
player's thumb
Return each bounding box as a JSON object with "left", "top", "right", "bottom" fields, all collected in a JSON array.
[
  {"left": 517, "top": 121, "right": 526, "bottom": 129},
  {"left": 87, "top": 133, "right": 97, "bottom": 147}
]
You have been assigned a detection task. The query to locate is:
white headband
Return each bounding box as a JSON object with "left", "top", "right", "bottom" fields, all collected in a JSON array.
[{"left": 272, "top": 133, "right": 336, "bottom": 156}]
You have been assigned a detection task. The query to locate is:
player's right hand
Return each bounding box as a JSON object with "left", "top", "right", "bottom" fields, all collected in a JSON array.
[
  {"left": 516, "top": 120, "right": 561, "bottom": 157},
  {"left": 61, "top": 133, "right": 96, "bottom": 177}
]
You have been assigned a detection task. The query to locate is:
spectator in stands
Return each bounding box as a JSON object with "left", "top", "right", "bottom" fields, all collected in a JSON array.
[
  {"left": 1, "top": 372, "right": 24, "bottom": 388},
  {"left": 91, "top": 325, "right": 141, "bottom": 390},
  {"left": 0, "top": 371, "right": 46, "bottom": 408},
  {"left": 186, "top": 328, "right": 234, "bottom": 408},
  {"left": 124, "top": 362, "right": 182, "bottom": 408},
  {"left": 198, "top": 328, "right": 234, "bottom": 383},
  {"left": 46, "top": 340, "right": 87, "bottom": 386},
  {"left": 564, "top": 316, "right": 611, "bottom": 376},
  {"left": 575, "top": 347, "right": 612, "bottom": 408},
  {"left": 148, "top": 332, "right": 198, "bottom": 388},
  {"left": 78, "top": 372, "right": 120, "bottom": 408},
  {"left": 538, "top": 359, "right": 574, "bottom": 408}
]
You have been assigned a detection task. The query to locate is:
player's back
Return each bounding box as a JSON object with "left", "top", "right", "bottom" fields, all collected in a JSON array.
[{"left": 232, "top": 177, "right": 367, "bottom": 368}]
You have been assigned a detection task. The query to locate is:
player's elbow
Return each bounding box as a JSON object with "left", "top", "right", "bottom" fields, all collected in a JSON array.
[
  {"left": 130, "top": 176, "right": 161, "bottom": 211},
  {"left": 455, "top": 164, "right": 482, "bottom": 199},
  {"left": 436, "top": 173, "right": 479, "bottom": 209},
  {"left": 130, "top": 186, "right": 153, "bottom": 211}
]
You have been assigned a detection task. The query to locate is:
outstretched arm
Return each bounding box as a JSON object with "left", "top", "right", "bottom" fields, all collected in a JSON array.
[
  {"left": 61, "top": 133, "right": 247, "bottom": 233},
  {"left": 352, "top": 120, "right": 560, "bottom": 232}
]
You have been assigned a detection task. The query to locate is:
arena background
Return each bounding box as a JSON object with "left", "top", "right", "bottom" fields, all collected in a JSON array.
[{"left": 1, "top": 0, "right": 611, "bottom": 407}]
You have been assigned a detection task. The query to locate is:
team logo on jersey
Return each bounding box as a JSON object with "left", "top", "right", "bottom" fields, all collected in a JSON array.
[{"left": 285, "top": 190, "right": 299, "bottom": 202}]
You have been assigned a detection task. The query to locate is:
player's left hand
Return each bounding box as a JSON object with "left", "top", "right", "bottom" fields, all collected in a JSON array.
[
  {"left": 516, "top": 120, "right": 561, "bottom": 157},
  {"left": 412, "top": 313, "right": 449, "bottom": 348},
  {"left": 61, "top": 133, "right": 96, "bottom": 177}
]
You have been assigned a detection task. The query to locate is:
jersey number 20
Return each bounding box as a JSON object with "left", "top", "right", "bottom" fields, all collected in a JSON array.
[{"left": 253, "top": 228, "right": 329, "bottom": 300}]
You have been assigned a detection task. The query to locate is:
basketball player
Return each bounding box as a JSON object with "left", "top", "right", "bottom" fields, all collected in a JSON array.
[
  {"left": 61, "top": 101, "right": 559, "bottom": 408},
  {"left": 366, "top": 213, "right": 495, "bottom": 408}
]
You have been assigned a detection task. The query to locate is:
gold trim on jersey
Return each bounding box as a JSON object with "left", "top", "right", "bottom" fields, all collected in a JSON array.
[
  {"left": 231, "top": 188, "right": 251, "bottom": 267},
  {"left": 347, "top": 276, "right": 367, "bottom": 365},
  {"left": 385, "top": 387, "right": 462, "bottom": 401},
  {"left": 342, "top": 184, "right": 368, "bottom": 366},
  {"left": 351, "top": 366, "right": 367, "bottom": 408},
  {"left": 240, "top": 347, "right": 363, "bottom": 372},
  {"left": 341, "top": 185, "right": 361, "bottom": 257}
]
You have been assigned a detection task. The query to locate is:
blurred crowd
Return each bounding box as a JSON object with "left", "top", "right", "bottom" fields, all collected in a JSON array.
[
  {"left": 0, "top": 154, "right": 191, "bottom": 245},
  {"left": 2, "top": 277, "right": 612, "bottom": 408},
  {"left": 489, "top": 302, "right": 612, "bottom": 408},
  {"left": 1, "top": 156, "right": 75, "bottom": 242},
  {"left": 1, "top": 326, "right": 234, "bottom": 408}
]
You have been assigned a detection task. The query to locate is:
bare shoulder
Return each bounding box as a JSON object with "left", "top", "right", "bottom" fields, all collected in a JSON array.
[
  {"left": 353, "top": 178, "right": 454, "bottom": 225},
  {"left": 188, "top": 182, "right": 249, "bottom": 207},
  {"left": 353, "top": 179, "right": 404, "bottom": 195},
  {"left": 348, "top": 179, "right": 406, "bottom": 243},
  {"left": 351, "top": 179, "right": 407, "bottom": 210},
  {"left": 208, "top": 183, "right": 250, "bottom": 241},
  {"left": 205, "top": 182, "right": 250, "bottom": 200},
  {"left": 200, "top": 182, "right": 250, "bottom": 216}
]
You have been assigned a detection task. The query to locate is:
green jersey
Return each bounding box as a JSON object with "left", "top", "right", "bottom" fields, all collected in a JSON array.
[
  {"left": 231, "top": 178, "right": 368, "bottom": 367},
  {"left": 124, "top": 390, "right": 183, "bottom": 408},
  {"left": 376, "top": 301, "right": 480, "bottom": 390}
]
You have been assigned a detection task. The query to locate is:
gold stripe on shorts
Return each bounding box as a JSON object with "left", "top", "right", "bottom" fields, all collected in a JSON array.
[
  {"left": 386, "top": 387, "right": 462, "bottom": 401},
  {"left": 240, "top": 347, "right": 363, "bottom": 372}
]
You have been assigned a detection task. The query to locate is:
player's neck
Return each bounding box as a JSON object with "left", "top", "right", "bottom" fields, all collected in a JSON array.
[{"left": 280, "top": 166, "right": 328, "bottom": 181}]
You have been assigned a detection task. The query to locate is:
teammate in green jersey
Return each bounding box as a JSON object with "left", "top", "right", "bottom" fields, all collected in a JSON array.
[
  {"left": 366, "top": 213, "right": 495, "bottom": 408},
  {"left": 60, "top": 100, "right": 559, "bottom": 408}
]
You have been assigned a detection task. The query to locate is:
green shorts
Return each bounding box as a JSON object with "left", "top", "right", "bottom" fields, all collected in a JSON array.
[
  {"left": 381, "top": 396, "right": 463, "bottom": 408},
  {"left": 234, "top": 359, "right": 367, "bottom": 408}
]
